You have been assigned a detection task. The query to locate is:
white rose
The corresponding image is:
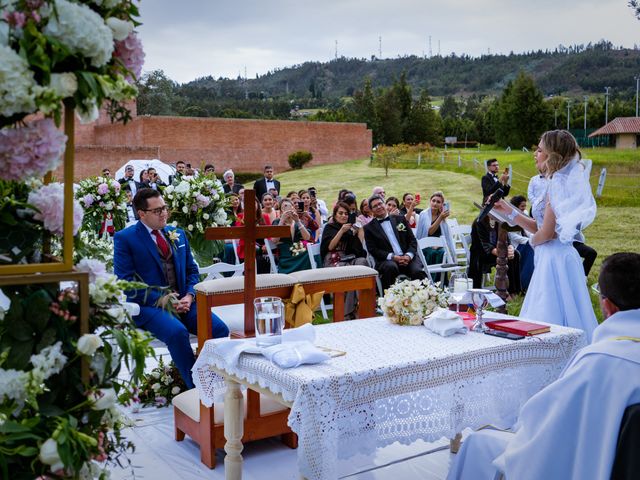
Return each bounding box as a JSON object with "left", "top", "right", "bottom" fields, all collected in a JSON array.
[
  {"left": 163, "top": 376, "right": 172, "bottom": 385},
  {"left": 202, "top": 213, "right": 210, "bottom": 220},
  {"left": 151, "top": 383, "right": 161, "bottom": 392},
  {"left": 77, "top": 334, "right": 103, "bottom": 356},
  {"left": 187, "top": 224, "right": 194, "bottom": 231},
  {"left": 171, "top": 386, "right": 181, "bottom": 395},
  {"left": 39, "top": 438, "right": 64, "bottom": 471},
  {"left": 76, "top": 97, "right": 99, "bottom": 124},
  {"left": 105, "top": 17, "right": 134, "bottom": 41},
  {"left": 89, "top": 388, "right": 117, "bottom": 410},
  {"left": 182, "top": 206, "right": 188, "bottom": 214},
  {"left": 49, "top": 72, "right": 78, "bottom": 98}
]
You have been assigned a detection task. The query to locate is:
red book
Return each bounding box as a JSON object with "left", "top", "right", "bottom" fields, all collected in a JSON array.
[{"left": 485, "top": 319, "right": 550, "bottom": 336}]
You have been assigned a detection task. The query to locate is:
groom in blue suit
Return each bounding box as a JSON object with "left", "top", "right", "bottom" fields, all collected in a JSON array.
[{"left": 114, "top": 188, "right": 229, "bottom": 388}]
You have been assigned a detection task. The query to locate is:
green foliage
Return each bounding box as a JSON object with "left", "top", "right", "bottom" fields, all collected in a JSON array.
[
  {"left": 288, "top": 150, "right": 313, "bottom": 170},
  {"left": 494, "top": 72, "right": 551, "bottom": 148}
]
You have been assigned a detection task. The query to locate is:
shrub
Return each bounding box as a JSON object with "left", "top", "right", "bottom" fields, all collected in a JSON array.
[{"left": 288, "top": 150, "right": 313, "bottom": 170}]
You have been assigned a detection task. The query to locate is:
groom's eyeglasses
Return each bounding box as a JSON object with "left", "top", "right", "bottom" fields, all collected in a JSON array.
[{"left": 143, "top": 206, "right": 169, "bottom": 215}]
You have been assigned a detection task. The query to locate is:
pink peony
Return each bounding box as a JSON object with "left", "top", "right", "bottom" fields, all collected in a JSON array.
[
  {"left": 114, "top": 31, "right": 145, "bottom": 82},
  {"left": 97, "top": 183, "right": 109, "bottom": 195},
  {"left": 28, "top": 183, "right": 84, "bottom": 236},
  {"left": 0, "top": 119, "right": 67, "bottom": 181},
  {"left": 110, "top": 180, "right": 120, "bottom": 191}
]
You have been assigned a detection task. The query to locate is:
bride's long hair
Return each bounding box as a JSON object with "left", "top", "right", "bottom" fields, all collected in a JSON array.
[{"left": 541, "top": 130, "right": 582, "bottom": 177}]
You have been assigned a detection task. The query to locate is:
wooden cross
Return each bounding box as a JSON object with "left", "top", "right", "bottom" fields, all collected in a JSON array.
[{"left": 204, "top": 189, "right": 290, "bottom": 336}]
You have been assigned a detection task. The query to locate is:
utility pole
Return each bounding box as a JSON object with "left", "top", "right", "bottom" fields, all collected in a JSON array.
[
  {"left": 429, "top": 35, "right": 432, "bottom": 57},
  {"left": 635, "top": 76, "right": 639, "bottom": 117},
  {"left": 438, "top": 40, "right": 441, "bottom": 56},
  {"left": 335, "top": 40, "right": 338, "bottom": 59},
  {"left": 379, "top": 36, "right": 382, "bottom": 58},
  {"left": 566, "top": 100, "right": 571, "bottom": 130},
  {"left": 583, "top": 96, "right": 588, "bottom": 132},
  {"left": 604, "top": 87, "right": 611, "bottom": 124}
]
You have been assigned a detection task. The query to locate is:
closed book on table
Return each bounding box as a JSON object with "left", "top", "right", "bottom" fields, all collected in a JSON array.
[{"left": 485, "top": 320, "right": 550, "bottom": 336}]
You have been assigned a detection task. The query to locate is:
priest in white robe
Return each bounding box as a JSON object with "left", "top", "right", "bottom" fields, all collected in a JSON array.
[{"left": 448, "top": 252, "right": 640, "bottom": 480}]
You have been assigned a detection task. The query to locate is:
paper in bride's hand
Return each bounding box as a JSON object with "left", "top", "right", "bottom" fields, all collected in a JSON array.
[
  {"left": 423, "top": 308, "right": 467, "bottom": 337},
  {"left": 473, "top": 201, "right": 519, "bottom": 227}
]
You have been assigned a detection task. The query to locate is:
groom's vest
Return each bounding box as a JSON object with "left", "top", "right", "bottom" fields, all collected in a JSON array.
[{"left": 156, "top": 242, "right": 178, "bottom": 292}]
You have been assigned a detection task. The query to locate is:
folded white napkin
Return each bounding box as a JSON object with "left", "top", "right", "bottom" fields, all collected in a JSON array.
[
  {"left": 423, "top": 308, "right": 467, "bottom": 337},
  {"left": 262, "top": 341, "right": 330, "bottom": 368},
  {"left": 214, "top": 323, "right": 318, "bottom": 367}
]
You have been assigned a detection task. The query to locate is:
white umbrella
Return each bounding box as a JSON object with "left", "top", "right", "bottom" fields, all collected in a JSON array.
[{"left": 115, "top": 159, "right": 175, "bottom": 185}]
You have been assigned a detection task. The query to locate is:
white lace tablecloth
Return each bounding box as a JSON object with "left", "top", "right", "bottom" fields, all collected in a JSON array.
[{"left": 193, "top": 317, "right": 586, "bottom": 480}]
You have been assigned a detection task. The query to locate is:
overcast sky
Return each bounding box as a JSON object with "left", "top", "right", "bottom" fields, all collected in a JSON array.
[{"left": 138, "top": 0, "right": 639, "bottom": 84}]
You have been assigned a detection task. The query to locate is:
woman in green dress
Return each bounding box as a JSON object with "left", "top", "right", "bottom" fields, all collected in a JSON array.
[{"left": 273, "top": 198, "right": 312, "bottom": 273}]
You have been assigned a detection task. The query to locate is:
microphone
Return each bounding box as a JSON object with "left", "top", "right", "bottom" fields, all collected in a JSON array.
[{"left": 478, "top": 188, "right": 505, "bottom": 222}]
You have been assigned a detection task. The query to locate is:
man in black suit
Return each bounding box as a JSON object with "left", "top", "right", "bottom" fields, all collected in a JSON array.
[
  {"left": 481, "top": 158, "right": 510, "bottom": 202},
  {"left": 118, "top": 164, "right": 139, "bottom": 197},
  {"left": 364, "top": 195, "right": 426, "bottom": 292},
  {"left": 253, "top": 165, "right": 281, "bottom": 200}
]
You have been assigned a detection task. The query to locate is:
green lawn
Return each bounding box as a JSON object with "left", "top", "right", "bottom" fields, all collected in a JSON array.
[{"left": 278, "top": 153, "right": 640, "bottom": 300}]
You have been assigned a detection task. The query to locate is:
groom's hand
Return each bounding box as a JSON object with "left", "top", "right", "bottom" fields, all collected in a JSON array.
[{"left": 176, "top": 293, "right": 194, "bottom": 313}]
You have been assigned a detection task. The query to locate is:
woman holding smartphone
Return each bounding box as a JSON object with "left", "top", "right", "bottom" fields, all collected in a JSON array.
[
  {"left": 415, "top": 191, "right": 456, "bottom": 279},
  {"left": 297, "top": 189, "right": 320, "bottom": 242},
  {"left": 320, "top": 202, "right": 368, "bottom": 319},
  {"left": 272, "top": 198, "right": 312, "bottom": 273},
  {"left": 400, "top": 193, "right": 422, "bottom": 228}
]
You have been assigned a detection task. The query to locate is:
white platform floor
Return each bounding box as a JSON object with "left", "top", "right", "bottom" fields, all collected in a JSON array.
[{"left": 111, "top": 346, "right": 460, "bottom": 480}]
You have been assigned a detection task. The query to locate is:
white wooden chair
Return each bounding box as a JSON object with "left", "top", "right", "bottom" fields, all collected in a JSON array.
[
  {"left": 416, "top": 236, "right": 465, "bottom": 282},
  {"left": 263, "top": 239, "right": 279, "bottom": 274},
  {"left": 362, "top": 243, "right": 384, "bottom": 296},
  {"left": 305, "top": 243, "right": 331, "bottom": 320},
  {"left": 198, "top": 261, "right": 243, "bottom": 281},
  {"left": 447, "top": 221, "right": 472, "bottom": 266},
  {"left": 198, "top": 261, "right": 245, "bottom": 332}
]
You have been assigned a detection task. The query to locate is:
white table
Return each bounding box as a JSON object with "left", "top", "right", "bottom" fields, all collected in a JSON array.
[{"left": 193, "top": 317, "right": 586, "bottom": 480}]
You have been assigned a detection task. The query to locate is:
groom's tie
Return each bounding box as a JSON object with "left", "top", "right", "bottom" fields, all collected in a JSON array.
[{"left": 152, "top": 230, "right": 170, "bottom": 259}]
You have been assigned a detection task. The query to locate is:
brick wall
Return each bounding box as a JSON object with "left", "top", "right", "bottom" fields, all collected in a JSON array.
[{"left": 70, "top": 114, "right": 371, "bottom": 180}]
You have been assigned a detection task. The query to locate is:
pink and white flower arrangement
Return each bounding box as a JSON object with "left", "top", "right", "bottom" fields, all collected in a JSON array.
[
  {"left": 75, "top": 176, "right": 127, "bottom": 233},
  {"left": 114, "top": 31, "right": 145, "bottom": 81},
  {"left": 0, "top": 119, "right": 67, "bottom": 181},
  {"left": 28, "top": 182, "right": 84, "bottom": 236}
]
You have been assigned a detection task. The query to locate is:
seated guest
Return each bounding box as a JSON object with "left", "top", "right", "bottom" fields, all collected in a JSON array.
[
  {"left": 235, "top": 199, "right": 271, "bottom": 274},
  {"left": 203, "top": 164, "right": 215, "bottom": 176},
  {"left": 448, "top": 252, "right": 640, "bottom": 480},
  {"left": 138, "top": 169, "right": 150, "bottom": 189},
  {"left": 268, "top": 187, "right": 280, "bottom": 202},
  {"left": 320, "top": 202, "right": 368, "bottom": 319},
  {"left": 415, "top": 191, "right": 455, "bottom": 274},
  {"left": 226, "top": 193, "right": 242, "bottom": 221},
  {"left": 372, "top": 186, "right": 386, "bottom": 200},
  {"left": 309, "top": 186, "right": 328, "bottom": 222},
  {"left": 222, "top": 169, "right": 243, "bottom": 194},
  {"left": 261, "top": 192, "right": 280, "bottom": 224},
  {"left": 400, "top": 192, "right": 422, "bottom": 228},
  {"left": 357, "top": 199, "right": 374, "bottom": 226},
  {"left": 508, "top": 195, "right": 534, "bottom": 291},
  {"left": 286, "top": 191, "right": 300, "bottom": 203},
  {"left": 272, "top": 199, "right": 312, "bottom": 273},
  {"left": 343, "top": 192, "right": 358, "bottom": 215},
  {"left": 114, "top": 189, "right": 229, "bottom": 388},
  {"left": 297, "top": 189, "right": 320, "bottom": 242},
  {"left": 468, "top": 215, "right": 521, "bottom": 294},
  {"left": 385, "top": 196, "right": 401, "bottom": 216},
  {"left": 364, "top": 195, "right": 426, "bottom": 292}
]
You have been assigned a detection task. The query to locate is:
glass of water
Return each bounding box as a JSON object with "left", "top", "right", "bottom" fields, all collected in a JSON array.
[
  {"left": 254, "top": 297, "right": 284, "bottom": 347},
  {"left": 449, "top": 271, "right": 469, "bottom": 313}
]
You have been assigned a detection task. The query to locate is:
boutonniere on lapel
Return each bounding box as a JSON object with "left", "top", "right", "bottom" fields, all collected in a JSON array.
[
  {"left": 167, "top": 230, "right": 180, "bottom": 248},
  {"left": 396, "top": 223, "right": 406, "bottom": 232}
]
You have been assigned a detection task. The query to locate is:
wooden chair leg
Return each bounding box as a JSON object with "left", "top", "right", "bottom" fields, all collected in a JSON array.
[
  {"left": 358, "top": 287, "right": 376, "bottom": 318},
  {"left": 175, "top": 425, "right": 186, "bottom": 442},
  {"left": 281, "top": 432, "right": 298, "bottom": 449},
  {"left": 333, "top": 293, "right": 345, "bottom": 321},
  {"left": 200, "top": 403, "right": 216, "bottom": 469}
]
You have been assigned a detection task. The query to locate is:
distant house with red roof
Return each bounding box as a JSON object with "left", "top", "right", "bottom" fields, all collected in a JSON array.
[{"left": 588, "top": 117, "right": 640, "bottom": 149}]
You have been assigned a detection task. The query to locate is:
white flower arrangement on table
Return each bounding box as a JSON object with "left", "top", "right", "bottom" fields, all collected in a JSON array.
[
  {"left": 75, "top": 175, "right": 128, "bottom": 234},
  {"left": 290, "top": 241, "right": 307, "bottom": 257},
  {"left": 378, "top": 279, "right": 450, "bottom": 326}
]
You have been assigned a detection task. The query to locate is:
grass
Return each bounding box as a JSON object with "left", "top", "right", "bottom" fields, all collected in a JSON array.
[{"left": 277, "top": 152, "right": 640, "bottom": 319}]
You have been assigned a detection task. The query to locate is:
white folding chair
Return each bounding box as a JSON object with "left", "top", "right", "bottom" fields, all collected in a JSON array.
[
  {"left": 263, "top": 239, "right": 279, "bottom": 274},
  {"left": 362, "top": 243, "right": 384, "bottom": 297},
  {"left": 305, "top": 243, "right": 331, "bottom": 320},
  {"left": 447, "top": 222, "right": 472, "bottom": 266},
  {"left": 197, "top": 262, "right": 245, "bottom": 331},
  {"left": 416, "top": 236, "right": 465, "bottom": 282}
]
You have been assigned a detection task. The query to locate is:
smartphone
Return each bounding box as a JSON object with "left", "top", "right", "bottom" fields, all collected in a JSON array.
[
  {"left": 309, "top": 189, "right": 316, "bottom": 198},
  {"left": 297, "top": 201, "right": 305, "bottom": 212},
  {"left": 348, "top": 212, "right": 357, "bottom": 224},
  {"left": 443, "top": 201, "right": 450, "bottom": 212},
  {"left": 415, "top": 193, "right": 421, "bottom": 203},
  {"left": 484, "top": 329, "right": 524, "bottom": 340}
]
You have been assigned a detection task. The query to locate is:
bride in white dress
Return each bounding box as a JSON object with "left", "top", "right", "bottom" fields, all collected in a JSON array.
[{"left": 494, "top": 130, "right": 598, "bottom": 341}]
